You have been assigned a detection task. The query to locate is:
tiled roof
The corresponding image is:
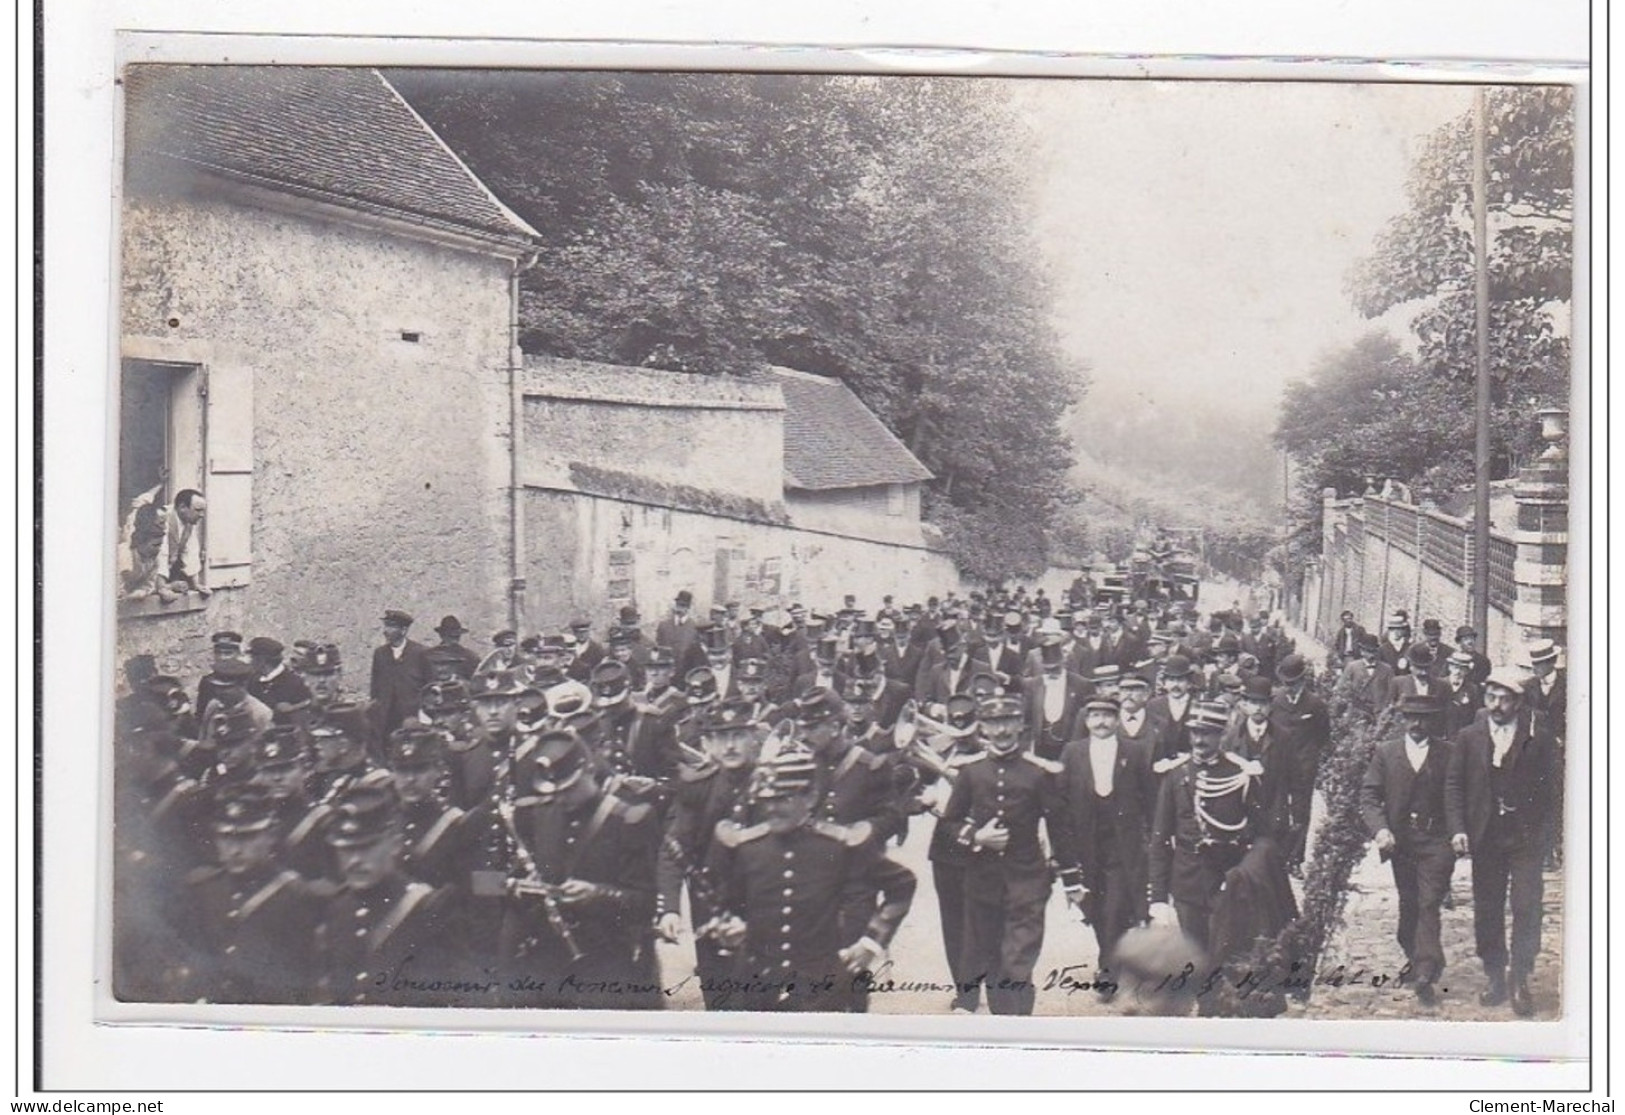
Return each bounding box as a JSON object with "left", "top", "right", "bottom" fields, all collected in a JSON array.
[
  {"left": 765, "top": 367, "right": 934, "bottom": 491},
  {"left": 123, "top": 65, "right": 537, "bottom": 246}
]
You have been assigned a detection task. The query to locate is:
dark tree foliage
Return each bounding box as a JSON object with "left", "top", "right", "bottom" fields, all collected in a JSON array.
[
  {"left": 390, "top": 70, "right": 1082, "bottom": 581},
  {"left": 1343, "top": 85, "right": 1573, "bottom": 469}
]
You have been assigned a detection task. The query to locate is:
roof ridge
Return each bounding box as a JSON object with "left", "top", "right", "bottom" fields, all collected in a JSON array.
[
  {"left": 765, "top": 365, "right": 842, "bottom": 385},
  {"left": 374, "top": 70, "right": 539, "bottom": 242}
]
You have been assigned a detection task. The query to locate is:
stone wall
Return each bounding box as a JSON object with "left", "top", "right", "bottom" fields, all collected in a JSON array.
[
  {"left": 786, "top": 483, "right": 926, "bottom": 546},
  {"left": 523, "top": 488, "right": 961, "bottom": 630},
  {"left": 115, "top": 186, "right": 516, "bottom": 684}
]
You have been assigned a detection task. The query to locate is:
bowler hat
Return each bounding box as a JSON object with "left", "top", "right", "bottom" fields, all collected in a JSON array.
[
  {"left": 1161, "top": 654, "right": 1194, "bottom": 680},
  {"left": 1397, "top": 694, "right": 1442, "bottom": 716},
  {"left": 1275, "top": 654, "right": 1309, "bottom": 684},
  {"left": 247, "top": 636, "right": 284, "bottom": 659},
  {"left": 1240, "top": 676, "right": 1273, "bottom": 702},
  {"left": 674, "top": 589, "right": 694, "bottom": 608}
]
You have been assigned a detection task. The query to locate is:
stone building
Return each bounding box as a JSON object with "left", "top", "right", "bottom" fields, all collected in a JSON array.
[
  {"left": 115, "top": 65, "right": 538, "bottom": 680},
  {"left": 521, "top": 359, "right": 958, "bottom": 626}
]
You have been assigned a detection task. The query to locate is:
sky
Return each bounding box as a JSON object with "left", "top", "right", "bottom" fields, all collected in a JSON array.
[{"left": 1015, "top": 79, "right": 1474, "bottom": 487}]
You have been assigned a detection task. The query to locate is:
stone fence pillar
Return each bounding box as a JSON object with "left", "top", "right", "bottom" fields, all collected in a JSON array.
[{"left": 1512, "top": 407, "right": 1568, "bottom": 652}]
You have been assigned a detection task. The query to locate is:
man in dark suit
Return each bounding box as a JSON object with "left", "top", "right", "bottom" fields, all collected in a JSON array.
[
  {"left": 1441, "top": 651, "right": 1485, "bottom": 738},
  {"left": 1361, "top": 695, "right": 1457, "bottom": 1005},
  {"left": 1454, "top": 625, "right": 1493, "bottom": 688},
  {"left": 370, "top": 609, "right": 431, "bottom": 734},
  {"left": 1113, "top": 665, "right": 1168, "bottom": 759},
  {"left": 1335, "top": 633, "right": 1395, "bottom": 722},
  {"left": 1022, "top": 642, "right": 1088, "bottom": 762},
  {"left": 1267, "top": 654, "right": 1331, "bottom": 874},
  {"left": 1145, "top": 654, "right": 1197, "bottom": 765},
  {"left": 914, "top": 635, "right": 988, "bottom": 712},
  {"left": 656, "top": 589, "right": 701, "bottom": 669},
  {"left": 1522, "top": 640, "right": 1566, "bottom": 742},
  {"left": 1330, "top": 610, "right": 1367, "bottom": 666},
  {"left": 1415, "top": 619, "right": 1454, "bottom": 684},
  {"left": 1056, "top": 693, "right": 1155, "bottom": 987},
  {"left": 1386, "top": 644, "right": 1442, "bottom": 715},
  {"left": 989, "top": 612, "right": 1030, "bottom": 688},
  {"left": 1377, "top": 613, "right": 1414, "bottom": 676},
  {"left": 430, "top": 616, "right": 481, "bottom": 680},
  {"left": 1446, "top": 668, "right": 1559, "bottom": 1016}
]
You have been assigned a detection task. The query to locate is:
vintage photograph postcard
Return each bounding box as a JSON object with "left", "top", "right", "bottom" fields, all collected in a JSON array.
[{"left": 102, "top": 55, "right": 1582, "bottom": 1039}]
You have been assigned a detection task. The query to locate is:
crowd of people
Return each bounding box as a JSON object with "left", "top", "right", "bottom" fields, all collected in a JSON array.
[{"left": 111, "top": 580, "right": 1565, "bottom": 1017}]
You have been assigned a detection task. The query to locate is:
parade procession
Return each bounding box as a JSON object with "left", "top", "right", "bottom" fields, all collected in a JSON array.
[
  {"left": 101, "top": 67, "right": 1573, "bottom": 1028},
  {"left": 110, "top": 563, "right": 1565, "bottom": 1019}
]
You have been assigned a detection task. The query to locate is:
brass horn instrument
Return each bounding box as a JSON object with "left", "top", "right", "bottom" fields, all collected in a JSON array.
[{"left": 892, "top": 700, "right": 956, "bottom": 748}]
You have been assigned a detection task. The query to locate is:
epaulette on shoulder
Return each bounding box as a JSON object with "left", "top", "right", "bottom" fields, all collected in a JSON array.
[
  {"left": 1152, "top": 753, "right": 1190, "bottom": 775},
  {"left": 854, "top": 748, "right": 888, "bottom": 770},
  {"left": 678, "top": 763, "right": 719, "bottom": 784},
  {"left": 1023, "top": 752, "right": 1064, "bottom": 774},
  {"left": 811, "top": 819, "right": 873, "bottom": 847},
  {"left": 955, "top": 752, "right": 989, "bottom": 766},
  {"left": 185, "top": 864, "right": 222, "bottom": 886},
  {"left": 1225, "top": 752, "right": 1265, "bottom": 777},
  {"left": 714, "top": 820, "right": 769, "bottom": 847}
]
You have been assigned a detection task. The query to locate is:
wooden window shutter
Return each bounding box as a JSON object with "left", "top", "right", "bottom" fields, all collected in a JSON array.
[{"left": 204, "top": 364, "right": 253, "bottom": 587}]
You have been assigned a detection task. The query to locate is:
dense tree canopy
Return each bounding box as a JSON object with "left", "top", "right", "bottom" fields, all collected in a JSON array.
[
  {"left": 391, "top": 70, "right": 1082, "bottom": 581},
  {"left": 1342, "top": 85, "right": 1573, "bottom": 469}
]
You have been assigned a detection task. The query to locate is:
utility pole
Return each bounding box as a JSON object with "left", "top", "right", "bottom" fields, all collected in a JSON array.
[{"left": 1471, "top": 86, "right": 1492, "bottom": 638}]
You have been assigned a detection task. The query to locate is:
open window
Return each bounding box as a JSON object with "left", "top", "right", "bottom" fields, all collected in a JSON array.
[{"left": 115, "top": 356, "right": 254, "bottom": 617}]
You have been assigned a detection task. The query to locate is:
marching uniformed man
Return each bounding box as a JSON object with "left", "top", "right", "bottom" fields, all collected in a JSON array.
[
  {"left": 387, "top": 724, "right": 469, "bottom": 888},
  {"left": 937, "top": 695, "right": 1071, "bottom": 1016},
  {"left": 495, "top": 726, "right": 661, "bottom": 1009},
  {"left": 707, "top": 745, "right": 917, "bottom": 1012},
  {"left": 249, "top": 725, "right": 329, "bottom": 881},
  {"left": 180, "top": 783, "right": 322, "bottom": 1004},
  {"left": 1361, "top": 694, "right": 1456, "bottom": 1005},
  {"left": 196, "top": 630, "right": 247, "bottom": 720},
  {"left": 655, "top": 697, "right": 765, "bottom": 1009},
  {"left": 295, "top": 643, "right": 348, "bottom": 711},
  {"left": 794, "top": 687, "right": 908, "bottom": 847},
  {"left": 247, "top": 637, "right": 313, "bottom": 726},
  {"left": 1147, "top": 701, "right": 1270, "bottom": 956},
  {"left": 314, "top": 781, "right": 459, "bottom": 1006}
]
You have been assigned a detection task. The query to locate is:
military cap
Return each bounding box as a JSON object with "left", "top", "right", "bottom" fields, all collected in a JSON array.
[
  {"left": 515, "top": 690, "right": 555, "bottom": 734},
  {"left": 1089, "top": 663, "right": 1122, "bottom": 686},
  {"left": 492, "top": 629, "right": 518, "bottom": 647},
  {"left": 839, "top": 674, "right": 878, "bottom": 704},
  {"left": 210, "top": 783, "right": 278, "bottom": 835},
  {"left": 1455, "top": 625, "right": 1477, "bottom": 641},
  {"left": 470, "top": 669, "right": 526, "bottom": 699},
  {"left": 1484, "top": 667, "right": 1528, "bottom": 696},
  {"left": 214, "top": 657, "right": 256, "bottom": 683},
  {"left": 978, "top": 695, "right": 1025, "bottom": 722},
  {"left": 944, "top": 694, "right": 980, "bottom": 732},
  {"left": 1118, "top": 668, "right": 1154, "bottom": 690},
  {"left": 1526, "top": 639, "right": 1560, "bottom": 666},
  {"left": 1083, "top": 693, "right": 1121, "bottom": 713},
  {"left": 309, "top": 700, "right": 370, "bottom": 743},
  {"left": 513, "top": 729, "right": 589, "bottom": 795},
  {"left": 737, "top": 658, "right": 767, "bottom": 681},
  {"left": 435, "top": 615, "right": 469, "bottom": 636},
  {"left": 607, "top": 625, "right": 635, "bottom": 647},
  {"left": 754, "top": 745, "right": 819, "bottom": 799},
  {"left": 539, "top": 634, "right": 571, "bottom": 654},
  {"left": 646, "top": 647, "right": 676, "bottom": 668},
  {"left": 301, "top": 643, "right": 343, "bottom": 675},
  {"left": 568, "top": 617, "right": 592, "bottom": 634},
  {"left": 211, "top": 630, "right": 245, "bottom": 650},
  {"left": 541, "top": 680, "right": 592, "bottom": 721},
  {"left": 590, "top": 661, "right": 632, "bottom": 705},
  {"left": 1447, "top": 650, "right": 1477, "bottom": 669},
  {"left": 1397, "top": 694, "right": 1443, "bottom": 717},
  {"left": 1187, "top": 701, "right": 1232, "bottom": 734},
  {"left": 387, "top": 724, "right": 445, "bottom": 770},
  {"left": 247, "top": 636, "right": 284, "bottom": 659},
  {"left": 382, "top": 610, "right": 414, "bottom": 628},
  {"left": 325, "top": 782, "right": 402, "bottom": 847},
  {"left": 143, "top": 674, "right": 190, "bottom": 712},
  {"left": 703, "top": 697, "right": 759, "bottom": 733},
  {"left": 793, "top": 687, "right": 842, "bottom": 725},
  {"left": 966, "top": 671, "right": 1004, "bottom": 700},
  {"left": 255, "top": 725, "right": 306, "bottom": 770},
  {"left": 1240, "top": 675, "right": 1274, "bottom": 702},
  {"left": 1275, "top": 654, "right": 1310, "bottom": 684},
  {"left": 208, "top": 704, "right": 259, "bottom": 747},
  {"left": 421, "top": 678, "right": 470, "bottom": 715},
  {"left": 685, "top": 667, "right": 720, "bottom": 705},
  {"left": 1408, "top": 644, "right": 1435, "bottom": 669}
]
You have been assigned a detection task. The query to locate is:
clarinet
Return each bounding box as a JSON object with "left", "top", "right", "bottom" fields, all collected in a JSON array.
[
  {"left": 661, "top": 833, "right": 735, "bottom": 956},
  {"left": 497, "top": 800, "right": 588, "bottom": 963}
]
